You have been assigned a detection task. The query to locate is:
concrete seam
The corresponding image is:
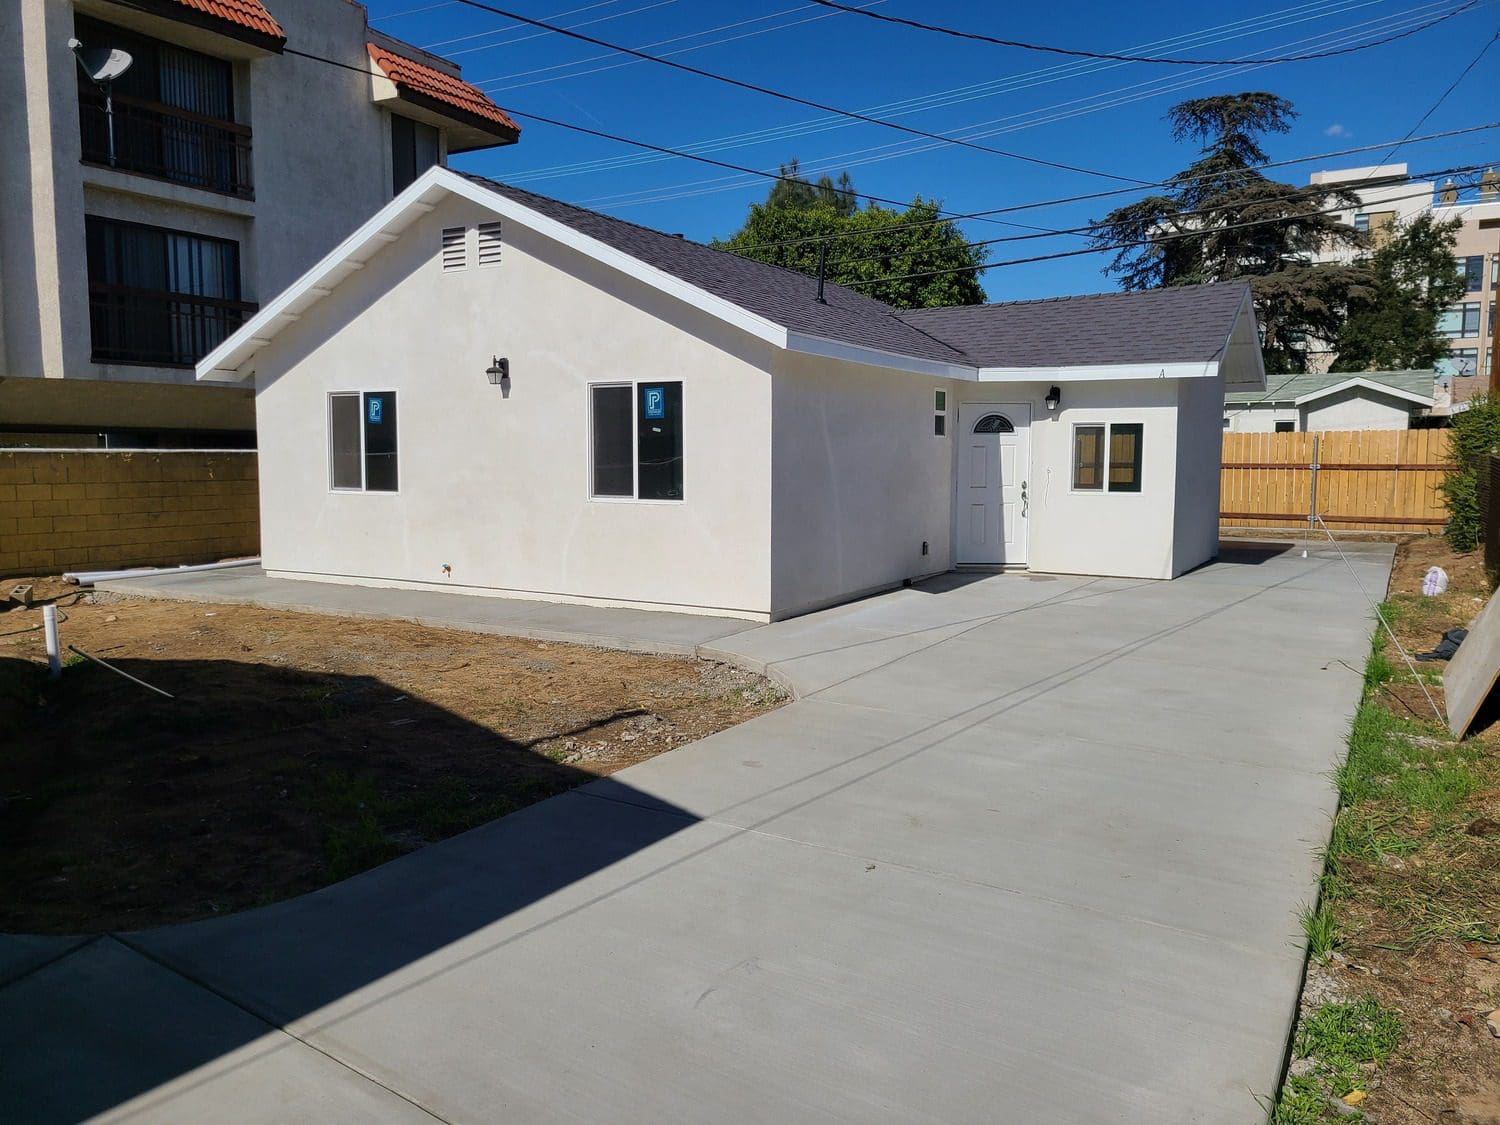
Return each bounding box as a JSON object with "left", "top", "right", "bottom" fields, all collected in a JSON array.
[{"left": 108, "top": 934, "right": 454, "bottom": 1124}]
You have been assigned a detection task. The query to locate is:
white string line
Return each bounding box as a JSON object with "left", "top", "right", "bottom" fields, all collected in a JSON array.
[{"left": 1312, "top": 514, "right": 1444, "bottom": 723}]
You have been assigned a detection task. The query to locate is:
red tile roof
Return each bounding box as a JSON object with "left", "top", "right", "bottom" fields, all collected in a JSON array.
[
  {"left": 171, "top": 0, "right": 286, "bottom": 42},
  {"left": 367, "top": 43, "right": 520, "bottom": 135}
]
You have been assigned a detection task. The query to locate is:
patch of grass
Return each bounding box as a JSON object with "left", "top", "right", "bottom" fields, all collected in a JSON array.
[
  {"left": 1300, "top": 901, "right": 1340, "bottom": 960},
  {"left": 1268, "top": 1074, "right": 1332, "bottom": 1125},
  {"left": 1293, "top": 997, "right": 1402, "bottom": 1097},
  {"left": 1362, "top": 643, "right": 1394, "bottom": 696}
]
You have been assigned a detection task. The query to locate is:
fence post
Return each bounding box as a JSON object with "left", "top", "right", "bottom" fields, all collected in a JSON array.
[{"left": 1307, "top": 433, "right": 1320, "bottom": 529}]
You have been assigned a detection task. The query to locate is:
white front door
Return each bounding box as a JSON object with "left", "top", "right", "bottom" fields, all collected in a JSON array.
[{"left": 956, "top": 403, "right": 1030, "bottom": 566}]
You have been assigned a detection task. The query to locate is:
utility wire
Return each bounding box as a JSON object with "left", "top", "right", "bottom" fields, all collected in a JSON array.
[
  {"left": 807, "top": 0, "right": 1481, "bottom": 64},
  {"left": 283, "top": 37, "right": 1500, "bottom": 253},
  {"left": 836, "top": 167, "right": 1490, "bottom": 287},
  {"left": 442, "top": 0, "right": 1155, "bottom": 184}
]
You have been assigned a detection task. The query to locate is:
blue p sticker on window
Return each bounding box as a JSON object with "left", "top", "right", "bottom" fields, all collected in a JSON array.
[
  {"left": 367, "top": 396, "right": 384, "bottom": 424},
  {"left": 643, "top": 386, "right": 665, "bottom": 419}
]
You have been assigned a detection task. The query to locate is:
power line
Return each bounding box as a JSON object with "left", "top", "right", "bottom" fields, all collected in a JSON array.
[
  {"left": 540, "top": 2, "right": 1472, "bottom": 211},
  {"left": 721, "top": 123, "right": 1500, "bottom": 254},
  {"left": 807, "top": 0, "right": 1480, "bottom": 64},
  {"left": 837, "top": 168, "right": 1490, "bottom": 288},
  {"left": 283, "top": 34, "right": 1500, "bottom": 250},
  {"left": 442, "top": 0, "right": 1154, "bottom": 184}
]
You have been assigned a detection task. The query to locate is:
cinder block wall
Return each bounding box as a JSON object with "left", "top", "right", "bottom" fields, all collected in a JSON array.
[{"left": 0, "top": 451, "right": 259, "bottom": 577}]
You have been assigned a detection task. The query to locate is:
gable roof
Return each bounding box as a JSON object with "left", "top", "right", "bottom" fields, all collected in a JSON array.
[
  {"left": 898, "top": 284, "right": 1253, "bottom": 368},
  {"left": 367, "top": 44, "right": 520, "bottom": 140},
  {"left": 1224, "top": 369, "right": 1435, "bottom": 406},
  {"left": 197, "top": 167, "right": 1255, "bottom": 384},
  {"left": 463, "top": 177, "right": 972, "bottom": 366}
]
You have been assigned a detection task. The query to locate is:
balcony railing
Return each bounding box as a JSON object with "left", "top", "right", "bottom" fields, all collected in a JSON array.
[
  {"left": 89, "top": 284, "right": 258, "bottom": 367},
  {"left": 79, "top": 90, "right": 252, "bottom": 198}
]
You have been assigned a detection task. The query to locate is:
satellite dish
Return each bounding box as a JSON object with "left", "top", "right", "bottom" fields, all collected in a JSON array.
[{"left": 68, "top": 38, "right": 133, "bottom": 84}]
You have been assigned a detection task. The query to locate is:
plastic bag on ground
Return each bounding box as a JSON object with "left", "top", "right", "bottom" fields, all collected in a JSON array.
[{"left": 1423, "top": 566, "right": 1449, "bottom": 596}]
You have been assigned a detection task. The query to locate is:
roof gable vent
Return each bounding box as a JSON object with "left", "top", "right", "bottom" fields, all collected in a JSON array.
[
  {"left": 477, "top": 221, "right": 503, "bottom": 267},
  {"left": 441, "top": 225, "right": 467, "bottom": 272}
]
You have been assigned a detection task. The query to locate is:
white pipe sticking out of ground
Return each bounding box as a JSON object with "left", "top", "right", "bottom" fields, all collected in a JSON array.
[
  {"left": 42, "top": 604, "right": 60, "bottom": 679},
  {"left": 62, "top": 557, "right": 260, "bottom": 586}
]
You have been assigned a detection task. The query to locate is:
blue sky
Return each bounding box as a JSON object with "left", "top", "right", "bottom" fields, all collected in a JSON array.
[{"left": 365, "top": 0, "right": 1499, "bottom": 301}]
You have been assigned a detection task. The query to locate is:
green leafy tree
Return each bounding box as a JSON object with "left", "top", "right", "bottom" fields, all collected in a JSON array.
[
  {"left": 1087, "top": 93, "right": 1371, "bottom": 374},
  {"left": 715, "top": 163, "right": 987, "bottom": 309},
  {"left": 1331, "top": 213, "right": 1466, "bottom": 372}
]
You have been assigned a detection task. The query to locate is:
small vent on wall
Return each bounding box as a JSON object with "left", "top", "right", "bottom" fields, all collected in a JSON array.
[
  {"left": 477, "top": 221, "right": 503, "bottom": 267},
  {"left": 441, "top": 226, "right": 467, "bottom": 272}
]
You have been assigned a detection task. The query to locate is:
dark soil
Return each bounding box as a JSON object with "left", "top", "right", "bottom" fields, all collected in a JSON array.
[{"left": 0, "top": 579, "right": 783, "bottom": 934}]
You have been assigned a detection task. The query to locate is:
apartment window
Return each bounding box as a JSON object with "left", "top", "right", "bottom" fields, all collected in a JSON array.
[
  {"left": 1073, "top": 422, "right": 1143, "bottom": 492},
  {"left": 1354, "top": 210, "right": 1396, "bottom": 248},
  {"left": 1460, "top": 255, "right": 1486, "bottom": 292},
  {"left": 1437, "top": 302, "right": 1482, "bottom": 339},
  {"left": 1436, "top": 349, "right": 1479, "bottom": 379},
  {"left": 85, "top": 216, "right": 252, "bottom": 366},
  {"left": 329, "top": 392, "right": 399, "bottom": 491},
  {"left": 74, "top": 15, "right": 250, "bottom": 196},
  {"left": 590, "top": 382, "right": 683, "bottom": 501},
  {"left": 1353, "top": 213, "right": 1369, "bottom": 234},
  {"left": 391, "top": 115, "right": 439, "bottom": 194}
]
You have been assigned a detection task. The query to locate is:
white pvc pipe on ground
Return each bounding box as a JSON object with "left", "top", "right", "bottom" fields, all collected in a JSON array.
[
  {"left": 43, "top": 604, "right": 60, "bottom": 679},
  {"left": 63, "top": 557, "right": 260, "bottom": 586}
]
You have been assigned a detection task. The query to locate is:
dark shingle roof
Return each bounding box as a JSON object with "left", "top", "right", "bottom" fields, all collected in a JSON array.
[
  {"left": 464, "top": 177, "right": 1251, "bottom": 370},
  {"left": 464, "top": 176, "right": 973, "bottom": 365},
  {"left": 897, "top": 283, "right": 1251, "bottom": 368}
]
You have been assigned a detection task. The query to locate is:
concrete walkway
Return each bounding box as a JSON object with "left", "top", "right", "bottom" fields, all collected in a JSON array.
[
  {"left": 93, "top": 564, "right": 755, "bottom": 655},
  {"left": 5, "top": 541, "right": 1393, "bottom": 1123}
]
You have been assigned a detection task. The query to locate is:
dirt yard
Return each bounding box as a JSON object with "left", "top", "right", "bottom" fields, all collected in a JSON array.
[
  {"left": 1275, "top": 535, "right": 1500, "bottom": 1125},
  {"left": 0, "top": 579, "right": 784, "bottom": 935}
]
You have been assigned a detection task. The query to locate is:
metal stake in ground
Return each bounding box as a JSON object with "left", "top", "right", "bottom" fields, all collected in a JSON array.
[{"left": 66, "top": 645, "right": 175, "bottom": 700}]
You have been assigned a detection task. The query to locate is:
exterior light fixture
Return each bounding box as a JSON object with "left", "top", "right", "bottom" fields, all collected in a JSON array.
[
  {"left": 486, "top": 356, "right": 509, "bottom": 386},
  {"left": 1045, "top": 385, "right": 1061, "bottom": 412}
]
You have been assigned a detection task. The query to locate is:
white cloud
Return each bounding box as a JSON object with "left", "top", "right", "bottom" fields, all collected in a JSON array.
[{"left": 1324, "top": 123, "right": 1349, "bottom": 138}]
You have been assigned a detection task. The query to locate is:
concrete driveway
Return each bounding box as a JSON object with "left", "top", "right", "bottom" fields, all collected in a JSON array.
[{"left": 2, "top": 540, "right": 1392, "bottom": 1123}]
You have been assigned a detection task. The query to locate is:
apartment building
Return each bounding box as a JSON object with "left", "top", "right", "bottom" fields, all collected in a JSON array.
[
  {"left": 0, "top": 0, "right": 519, "bottom": 446},
  {"left": 1303, "top": 163, "right": 1500, "bottom": 403}
]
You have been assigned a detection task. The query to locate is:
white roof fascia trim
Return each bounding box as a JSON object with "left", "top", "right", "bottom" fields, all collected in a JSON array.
[
  {"left": 977, "top": 359, "right": 1219, "bottom": 383},
  {"left": 784, "top": 332, "right": 977, "bottom": 379},
  {"left": 1293, "top": 377, "right": 1434, "bottom": 407},
  {"left": 196, "top": 168, "right": 452, "bottom": 381},
  {"left": 196, "top": 166, "right": 789, "bottom": 383}
]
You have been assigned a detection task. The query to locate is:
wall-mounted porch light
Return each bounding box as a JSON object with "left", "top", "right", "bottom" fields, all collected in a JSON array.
[
  {"left": 486, "top": 356, "right": 510, "bottom": 395},
  {"left": 1045, "top": 385, "right": 1062, "bottom": 412}
]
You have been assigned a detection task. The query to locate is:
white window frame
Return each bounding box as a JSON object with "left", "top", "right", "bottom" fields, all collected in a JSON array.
[
  {"left": 587, "top": 380, "right": 684, "bottom": 505},
  {"left": 1070, "top": 421, "right": 1144, "bottom": 495},
  {"left": 328, "top": 390, "right": 399, "bottom": 494}
]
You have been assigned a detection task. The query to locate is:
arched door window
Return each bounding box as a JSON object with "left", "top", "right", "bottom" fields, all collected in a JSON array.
[{"left": 973, "top": 413, "right": 1015, "bottom": 434}]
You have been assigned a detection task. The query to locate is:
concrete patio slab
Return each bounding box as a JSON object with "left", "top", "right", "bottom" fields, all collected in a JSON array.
[
  {"left": 6, "top": 538, "right": 1398, "bottom": 1123},
  {"left": 0, "top": 932, "right": 90, "bottom": 988},
  {"left": 93, "top": 565, "right": 755, "bottom": 656}
]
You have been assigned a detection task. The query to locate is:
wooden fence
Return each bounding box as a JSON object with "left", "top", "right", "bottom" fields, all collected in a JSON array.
[{"left": 1220, "top": 429, "right": 1453, "bottom": 531}]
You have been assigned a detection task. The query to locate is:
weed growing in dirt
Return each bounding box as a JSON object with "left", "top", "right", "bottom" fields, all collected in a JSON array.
[
  {"left": 1300, "top": 902, "right": 1340, "bottom": 960},
  {"left": 1267, "top": 1074, "right": 1329, "bottom": 1125},
  {"left": 1361, "top": 643, "right": 1393, "bottom": 696},
  {"left": 1293, "top": 997, "right": 1402, "bottom": 1097}
]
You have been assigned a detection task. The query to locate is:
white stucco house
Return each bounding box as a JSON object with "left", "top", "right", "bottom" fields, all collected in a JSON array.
[
  {"left": 1223, "top": 370, "right": 1435, "bottom": 432},
  {"left": 197, "top": 167, "right": 1264, "bottom": 621}
]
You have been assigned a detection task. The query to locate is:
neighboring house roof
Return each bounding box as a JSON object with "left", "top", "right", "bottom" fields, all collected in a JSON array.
[
  {"left": 368, "top": 44, "right": 520, "bottom": 137},
  {"left": 162, "top": 0, "right": 286, "bottom": 45},
  {"left": 466, "top": 176, "right": 972, "bottom": 366},
  {"left": 897, "top": 284, "right": 1253, "bottom": 368},
  {"left": 197, "top": 167, "right": 1259, "bottom": 384},
  {"left": 1224, "top": 369, "right": 1435, "bottom": 407}
]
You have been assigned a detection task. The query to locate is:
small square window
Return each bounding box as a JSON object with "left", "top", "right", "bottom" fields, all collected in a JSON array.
[
  {"left": 590, "top": 381, "right": 684, "bottom": 500},
  {"left": 1073, "top": 422, "right": 1142, "bottom": 492}
]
